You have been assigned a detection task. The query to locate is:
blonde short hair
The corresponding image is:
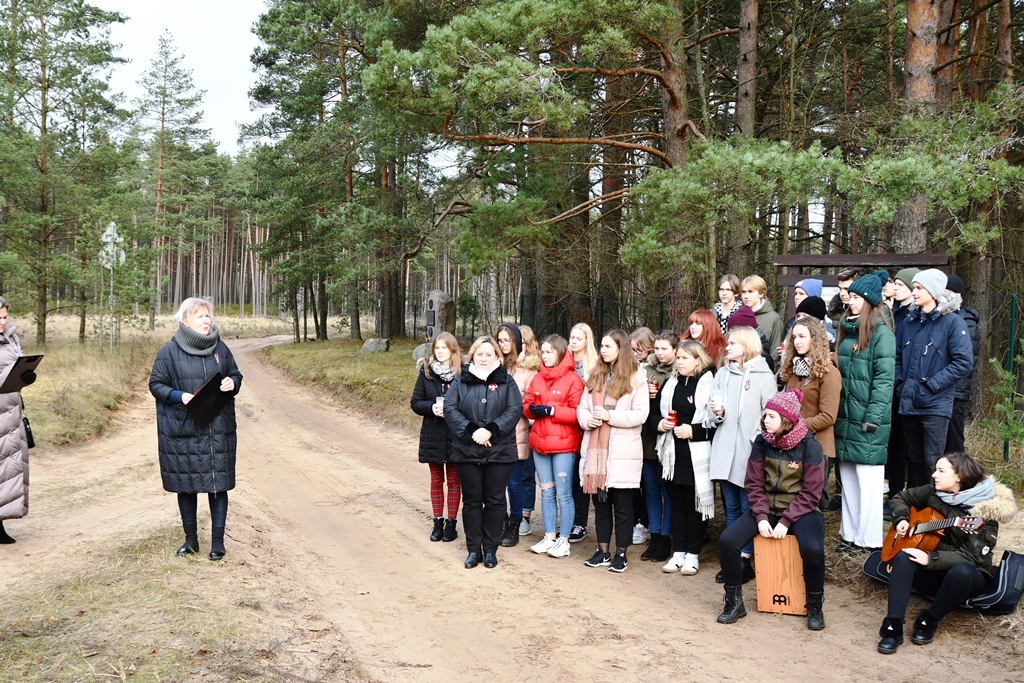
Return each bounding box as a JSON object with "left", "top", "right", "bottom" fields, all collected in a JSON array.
[
  {"left": 173, "top": 297, "right": 213, "bottom": 326},
  {"left": 741, "top": 275, "right": 768, "bottom": 296},
  {"left": 467, "top": 336, "right": 502, "bottom": 365}
]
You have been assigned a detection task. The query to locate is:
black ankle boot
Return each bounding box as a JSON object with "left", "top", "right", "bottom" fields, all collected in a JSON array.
[
  {"left": 500, "top": 517, "right": 520, "bottom": 547},
  {"left": 641, "top": 534, "right": 660, "bottom": 561},
  {"left": 650, "top": 534, "right": 672, "bottom": 563},
  {"left": 741, "top": 556, "right": 755, "bottom": 583},
  {"left": 877, "top": 617, "right": 904, "bottom": 654},
  {"left": 0, "top": 520, "right": 15, "bottom": 544},
  {"left": 430, "top": 518, "right": 444, "bottom": 542},
  {"left": 442, "top": 518, "right": 458, "bottom": 542},
  {"left": 806, "top": 591, "right": 825, "bottom": 630},
  {"left": 717, "top": 585, "right": 747, "bottom": 624},
  {"left": 209, "top": 526, "right": 226, "bottom": 561},
  {"left": 175, "top": 523, "right": 199, "bottom": 556},
  {"left": 911, "top": 610, "right": 940, "bottom": 645}
]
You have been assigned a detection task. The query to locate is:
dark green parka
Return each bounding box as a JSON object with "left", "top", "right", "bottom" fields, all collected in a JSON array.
[{"left": 834, "top": 313, "right": 895, "bottom": 466}]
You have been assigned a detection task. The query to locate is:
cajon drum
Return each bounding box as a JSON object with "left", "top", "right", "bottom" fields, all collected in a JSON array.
[{"left": 753, "top": 535, "right": 806, "bottom": 615}]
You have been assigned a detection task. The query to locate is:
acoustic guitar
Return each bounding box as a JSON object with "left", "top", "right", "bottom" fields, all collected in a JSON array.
[{"left": 881, "top": 506, "right": 985, "bottom": 563}]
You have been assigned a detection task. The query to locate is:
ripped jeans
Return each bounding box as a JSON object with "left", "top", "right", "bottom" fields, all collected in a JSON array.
[{"left": 533, "top": 450, "right": 576, "bottom": 538}]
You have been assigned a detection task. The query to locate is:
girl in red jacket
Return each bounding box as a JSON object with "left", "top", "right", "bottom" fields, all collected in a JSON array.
[{"left": 524, "top": 335, "right": 585, "bottom": 558}]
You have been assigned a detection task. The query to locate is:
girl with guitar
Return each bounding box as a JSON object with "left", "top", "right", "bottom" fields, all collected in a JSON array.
[{"left": 878, "top": 451, "right": 1017, "bottom": 654}]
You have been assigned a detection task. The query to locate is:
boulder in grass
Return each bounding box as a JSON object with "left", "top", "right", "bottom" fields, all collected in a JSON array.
[
  {"left": 360, "top": 338, "right": 390, "bottom": 354},
  {"left": 412, "top": 343, "right": 430, "bottom": 361}
]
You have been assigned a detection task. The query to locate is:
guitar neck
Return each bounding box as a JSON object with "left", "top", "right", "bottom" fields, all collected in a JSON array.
[{"left": 911, "top": 518, "right": 960, "bottom": 536}]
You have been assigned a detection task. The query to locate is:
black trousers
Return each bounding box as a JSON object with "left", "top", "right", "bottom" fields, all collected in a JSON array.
[
  {"left": 718, "top": 510, "right": 825, "bottom": 593},
  {"left": 944, "top": 398, "right": 969, "bottom": 454},
  {"left": 573, "top": 454, "right": 590, "bottom": 528},
  {"left": 887, "top": 551, "right": 988, "bottom": 620},
  {"left": 886, "top": 410, "right": 907, "bottom": 494},
  {"left": 664, "top": 481, "right": 707, "bottom": 554},
  {"left": 456, "top": 462, "right": 514, "bottom": 554},
  {"left": 903, "top": 414, "right": 950, "bottom": 488},
  {"left": 178, "top": 492, "right": 228, "bottom": 527},
  {"left": 592, "top": 488, "right": 634, "bottom": 550}
]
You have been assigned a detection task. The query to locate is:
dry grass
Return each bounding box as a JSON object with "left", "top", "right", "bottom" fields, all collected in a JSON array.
[
  {"left": 0, "top": 528, "right": 308, "bottom": 682},
  {"left": 261, "top": 338, "right": 423, "bottom": 432}
]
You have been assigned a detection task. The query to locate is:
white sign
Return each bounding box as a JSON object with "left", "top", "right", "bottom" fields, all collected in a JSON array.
[{"left": 100, "top": 222, "right": 125, "bottom": 269}]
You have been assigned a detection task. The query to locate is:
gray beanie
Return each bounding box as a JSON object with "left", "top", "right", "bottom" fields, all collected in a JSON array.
[{"left": 913, "top": 269, "right": 947, "bottom": 302}]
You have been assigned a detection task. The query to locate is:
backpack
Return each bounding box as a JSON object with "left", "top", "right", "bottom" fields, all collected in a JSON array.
[{"left": 862, "top": 550, "right": 1024, "bottom": 616}]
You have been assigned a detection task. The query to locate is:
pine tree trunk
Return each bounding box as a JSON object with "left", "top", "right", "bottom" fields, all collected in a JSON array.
[{"left": 736, "top": 0, "right": 758, "bottom": 136}]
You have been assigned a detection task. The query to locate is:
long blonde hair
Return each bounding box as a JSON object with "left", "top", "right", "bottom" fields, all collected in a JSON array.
[
  {"left": 519, "top": 325, "right": 541, "bottom": 357},
  {"left": 727, "top": 327, "right": 762, "bottom": 368},
  {"left": 586, "top": 329, "right": 640, "bottom": 399},
  {"left": 570, "top": 322, "right": 599, "bottom": 378}
]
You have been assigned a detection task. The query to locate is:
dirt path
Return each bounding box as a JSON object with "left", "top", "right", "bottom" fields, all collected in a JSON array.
[{"left": 3, "top": 336, "right": 1022, "bottom": 682}]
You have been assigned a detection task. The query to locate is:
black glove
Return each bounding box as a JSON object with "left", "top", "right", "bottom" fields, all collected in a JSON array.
[
  {"left": 529, "top": 404, "right": 553, "bottom": 418},
  {"left": 20, "top": 371, "right": 36, "bottom": 386},
  {"left": 861, "top": 422, "right": 879, "bottom": 433}
]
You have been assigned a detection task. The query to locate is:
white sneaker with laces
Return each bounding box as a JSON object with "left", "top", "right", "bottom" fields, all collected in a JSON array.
[
  {"left": 547, "top": 537, "right": 571, "bottom": 558},
  {"left": 632, "top": 523, "right": 651, "bottom": 544},
  {"left": 679, "top": 553, "right": 699, "bottom": 575},
  {"left": 519, "top": 517, "right": 532, "bottom": 536},
  {"left": 662, "top": 551, "right": 686, "bottom": 573},
  {"left": 531, "top": 536, "right": 557, "bottom": 554}
]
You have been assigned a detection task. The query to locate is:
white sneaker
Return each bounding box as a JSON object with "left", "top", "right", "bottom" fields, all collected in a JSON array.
[
  {"left": 531, "top": 536, "right": 557, "bottom": 554},
  {"left": 519, "top": 517, "right": 532, "bottom": 535},
  {"left": 679, "top": 553, "right": 700, "bottom": 576},
  {"left": 662, "top": 552, "right": 686, "bottom": 573},
  {"left": 547, "top": 537, "right": 571, "bottom": 558},
  {"left": 632, "top": 523, "right": 651, "bottom": 544}
]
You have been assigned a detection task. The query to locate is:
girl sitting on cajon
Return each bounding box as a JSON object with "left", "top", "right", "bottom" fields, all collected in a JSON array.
[{"left": 716, "top": 388, "right": 827, "bottom": 631}]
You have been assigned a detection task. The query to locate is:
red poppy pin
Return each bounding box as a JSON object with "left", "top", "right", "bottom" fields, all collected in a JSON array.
[
  {"left": 215, "top": 353, "right": 220, "bottom": 363},
  {"left": 488, "top": 383, "right": 497, "bottom": 392},
  {"left": 744, "top": 380, "right": 751, "bottom": 390}
]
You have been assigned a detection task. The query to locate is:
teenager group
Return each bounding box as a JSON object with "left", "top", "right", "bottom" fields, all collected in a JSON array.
[{"left": 409, "top": 268, "right": 1017, "bottom": 648}]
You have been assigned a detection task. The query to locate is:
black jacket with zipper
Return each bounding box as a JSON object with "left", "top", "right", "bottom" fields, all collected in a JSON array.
[
  {"left": 149, "top": 338, "right": 243, "bottom": 493},
  {"left": 444, "top": 363, "right": 522, "bottom": 464}
]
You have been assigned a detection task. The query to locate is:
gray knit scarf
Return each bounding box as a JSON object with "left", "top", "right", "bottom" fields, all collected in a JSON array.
[
  {"left": 173, "top": 323, "right": 221, "bottom": 357},
  {"left": 937, "top": 476, "right": 995, "bottom": 509}
]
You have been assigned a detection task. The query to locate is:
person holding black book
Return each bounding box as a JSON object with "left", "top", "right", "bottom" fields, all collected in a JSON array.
[
  {"left": 0, "top": 297, "right": 34, "bottom": 544},
  {"left": 150, "top": 297, "right": 243, "bottom": 561}
]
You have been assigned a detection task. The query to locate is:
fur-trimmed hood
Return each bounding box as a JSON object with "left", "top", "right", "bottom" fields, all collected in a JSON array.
[
  {"left": 518, "top": 353, "right": 541, "bottom": 372},
  {"left": 972, "top": 481, "right": 1018, "bottom": 524}
]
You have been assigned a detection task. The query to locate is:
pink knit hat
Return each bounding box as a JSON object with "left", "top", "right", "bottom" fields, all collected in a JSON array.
[{"left": 765, "top": 388, "right": 803, "bottom": 424}]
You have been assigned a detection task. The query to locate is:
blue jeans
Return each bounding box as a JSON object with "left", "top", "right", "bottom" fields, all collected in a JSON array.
[
  {"left": 521, "top": 453, "right": 536, "bottom": 514},
  {"left": 641, "top": 460, "right": 671, "bottom": 535},
  {"left": 719, "top": 481, "right": 752, "bottom": 555},
  {"left": 506, "top": 459, "right": 526, "bottom": 520},
  {"left": 533, "top": 450, "right": 576, "bottom": 538}
]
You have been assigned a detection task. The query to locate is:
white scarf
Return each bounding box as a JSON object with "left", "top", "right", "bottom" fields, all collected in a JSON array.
[{"left": 656, "top": 371, "right": 716, "bottom": 520}]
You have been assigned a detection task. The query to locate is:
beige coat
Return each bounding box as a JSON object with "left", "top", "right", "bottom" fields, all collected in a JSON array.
[
  {"left": 0, "top": 325, "right": 29, "bottom": 520},
  {"left": 577, "top": 368, "right": 649, "bottom": 489},
  {"left": 513, "top": 357, "right": 539, "bottom": 459}
]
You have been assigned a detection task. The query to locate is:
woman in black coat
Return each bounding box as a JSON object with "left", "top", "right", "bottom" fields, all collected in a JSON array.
[
  {"left": 444, "top": 335, "right": 523, "bottom": 569},
  {"left": 410, "top": 332, "right": 462, "bottom": 543},
  {"left": 150, "top": 298, "right": 243, "bottom": 561}
]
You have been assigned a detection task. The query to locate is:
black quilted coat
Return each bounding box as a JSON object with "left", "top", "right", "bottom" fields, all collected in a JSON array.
[
  {"left": 410, "top": 365, "right": 455, "bottom": 464},
  {"left": 149, "top": 339, "right": 243, "bottom": 493},
  {"left": 444, "top": 363, "right": 522, "bottom": 464}
]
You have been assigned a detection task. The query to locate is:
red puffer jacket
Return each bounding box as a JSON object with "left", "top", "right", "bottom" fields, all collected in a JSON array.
[{"left": 524, "top": 351, "right": 585, "bottom": 455}]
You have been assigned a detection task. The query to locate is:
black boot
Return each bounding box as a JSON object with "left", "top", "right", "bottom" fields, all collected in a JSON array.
[
  {"left": 175, "top": 523, "right": 199, "bottom": 556},
  {"left": 911, "top": 610, "right": 940, "bottom": 645},
  {"left": 430, "top": 518, "right": 444, "bottom": 542},
  {"left": 500, "top": 516, "right": 520, "bottom": 547},
  {"left": 442, "top": 518, "right": 458, "bottom": 542},
  {"left": 717, "top": 585, "right": 747, "bottom": 624},
  {"left": 650, "top": 534, "right": 672, "bottom": 562},
  {"left": 640, "top": 534, "right": 657, "bottom": 561},
  {"left": 877, "top": 617, "right": 904, "bottom": 654},
  {"left": 806, "top": 591, "right": 825, "bottom": 631},
  {"left": 741, "top": 556, "right": 756, "bottom": 584},
  {"left": 0, "top": 520, "right": 15, "bottom": 544},
  {"left": 209, "top": 526, "right": 226, "bottom": 562}
]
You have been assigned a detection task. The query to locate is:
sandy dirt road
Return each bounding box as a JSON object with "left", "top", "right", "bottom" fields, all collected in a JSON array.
[{"left": 3, "top": 336, "right": 1022, "bottom": 682}]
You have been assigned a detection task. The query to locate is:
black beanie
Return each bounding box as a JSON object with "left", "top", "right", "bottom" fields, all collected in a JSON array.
[
  {"left": 946, "top": 274, "right": 965, "bottom": 294},
  {"left": 796, "top": 296, "right": 828, "bottom": 321}
]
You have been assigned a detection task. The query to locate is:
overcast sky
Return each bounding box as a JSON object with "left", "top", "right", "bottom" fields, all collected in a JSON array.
[{"left": 93, "top": 0, "right": 268, "bottom": 157}]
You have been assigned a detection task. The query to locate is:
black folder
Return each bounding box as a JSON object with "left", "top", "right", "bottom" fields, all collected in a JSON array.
[
  {"left": 186, "top": 372, "right": 227, "bottom": 427},
  {"left": 0, "top": 354, "right": 44, "bottom": 394}
]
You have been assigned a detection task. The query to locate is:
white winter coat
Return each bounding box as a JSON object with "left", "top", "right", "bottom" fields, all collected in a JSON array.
[
  {"left": 0, "top": 325, "right": 29, "bottom": 520},
  {"left": 577, "top": 368, "right": 649, "bottom": 489},
  {"left": 708, "top": 356, "right": 777, "bottom": 487}
]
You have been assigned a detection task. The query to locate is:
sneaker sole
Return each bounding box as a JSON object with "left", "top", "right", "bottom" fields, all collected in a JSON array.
[
  {"left": 584, "top": 558, "right": 611, "bottom": 567},
  {"left": 608, "top": 565, "right": 627, "bottom": 573},
  {"left": 547, "top": 551, "right": 570, "bottom": 558},
  {"left": 679, "top": 568, "right": 698, "bottom": 576},
  {"left": 662, "top": 565, "right": 682, "bottom": 573},
  {"left": 531, "top": 546, "right": 555, "bottom": 554}
]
